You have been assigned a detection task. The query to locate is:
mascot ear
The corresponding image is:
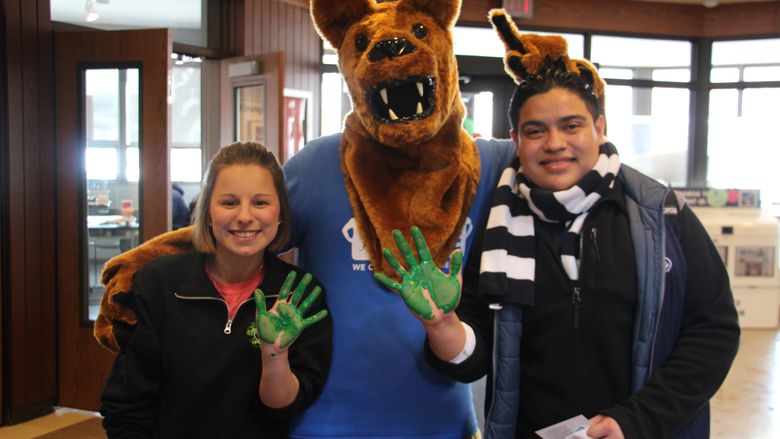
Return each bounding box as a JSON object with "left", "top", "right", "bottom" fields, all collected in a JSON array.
[
  {"left": 310, "top": 0, "right": 374, "bottom": 49},
  {"left": 405, "top": 0, "right": 462, "bottom": 30}
]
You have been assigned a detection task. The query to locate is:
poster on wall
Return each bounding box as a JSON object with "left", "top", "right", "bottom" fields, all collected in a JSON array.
[
  {"left": 283, "top": 89, "right": 312, "bottom": 162},
  {"left": 675, "top": 187, "right": 761, "bottom": 208},
  {"left": 735, "top": 246, "right": 775, "bottom": 277}
]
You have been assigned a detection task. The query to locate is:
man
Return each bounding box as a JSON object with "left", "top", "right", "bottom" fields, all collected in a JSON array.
[{"left": 387, "top": 9, "right": 739, "bottom": 439}]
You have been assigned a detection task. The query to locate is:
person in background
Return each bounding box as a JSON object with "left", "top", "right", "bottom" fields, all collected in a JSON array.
[
  {"left": 381, "top": 10, "right": 740, "bottom": 439},
  {"left": 100, "top": 141, "right": 332, "bottom": 438},
  {"left": 172, "top": 182, "right": 191, "bottom": 229}
]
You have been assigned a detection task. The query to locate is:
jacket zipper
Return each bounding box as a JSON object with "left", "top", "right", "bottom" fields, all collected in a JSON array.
[
  {"left": 174, "top": 294, "right": 256, "bottom": 334},
  {"left": 571, "top": 286, "right": 581, "bottom": 328},
  {"left": 572, "top": 227, "right": 598, "bottom": 329},
  {"left": 589, "top": 227, "right": 600, "bottom": 262},
  {"left": 485, "top": 303, "right": 502, "bottom": 424}
]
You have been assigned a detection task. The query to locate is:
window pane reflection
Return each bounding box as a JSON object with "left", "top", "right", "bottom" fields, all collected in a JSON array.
[
  {"left": 86, "top": 147, "right": 118, "bottom": 180},
  {"left": 744, "top": 66, "right": 780, "bottom": 83},
  {"left": 712, "top": 38, "right": 780, "bottom": 65},
  {"left": 171, "top": 148, "right": 202, "bottom": 182},
  {"left": 125, "top": 69, "right": 139, "bottom": 146},
  {"left": 86, "top": 69, "right": 120, "bottom": 142},
  {"left": 707, "top": 88, "right": 780, "bottom": 210},
  {"left": 84, "top": 67, "right": 141, "bottom": 322},
  {"left": 125, "top": 147, "right": 139, "bottom": 182},
  {"left": 171, "top": 64, "right": 201, "bottom": 145},
  {"left": 605, "top": 85, "right": 689, "bottom": 185},
  {"left": 236, "top": 84, "right": 266, "bottom": 143},
  {"left": 592, "top": 36, "right": 691, "bottom": 82},
  {"left": 711, "top": 67, "right": 740, "bottom": 83}
]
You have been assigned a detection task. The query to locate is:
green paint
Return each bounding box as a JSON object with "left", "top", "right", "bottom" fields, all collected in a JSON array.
[
  {"left": 374, "top": 226, "right": 463, "bottom": 320},
  {"left": 249, "top": 271, "right": 328, "bottom": 349}
]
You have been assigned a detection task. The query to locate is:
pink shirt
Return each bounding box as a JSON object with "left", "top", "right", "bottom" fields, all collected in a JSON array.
[{"left": 205, "top": 265, "right": 265, "bottom": 319}]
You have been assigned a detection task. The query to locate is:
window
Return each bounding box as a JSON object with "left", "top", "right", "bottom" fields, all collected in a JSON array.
[
  {"left": 170, "top": 55, "right": 203, "bottom": 182},
  {"left": 708, "top": 38, "right": 780, "bottom": 212},
  {"left": 85, "top": 68, "right": 138, "bottom": 182},
  {"left": 452, "top": 26, "right": 584, "bottom": 59},
  {"left": 320, "top": 72, "right": 347, "bottom": 136},
  {"left": 591, "top": 36, "right": 692, "bottom": 82},
  {"left": 591, "top": 36, "right": 692, "bottom": 185}
]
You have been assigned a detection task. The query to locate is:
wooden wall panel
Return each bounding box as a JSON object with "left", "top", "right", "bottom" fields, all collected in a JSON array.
[
  {"left": 240, "top": 0, "right": 322, "bottom": 137},
  {"left": 1, "top": 0, "right": 57, "bottom": 423},
  {"left": 458, "top": 0, "right": 780, "bottom": 38},
  {"left": 703, "top": 2, "right": 780, "bottom": 37},
  {"left": 0, "top": 0, "right": 5, "bottom": 422}
]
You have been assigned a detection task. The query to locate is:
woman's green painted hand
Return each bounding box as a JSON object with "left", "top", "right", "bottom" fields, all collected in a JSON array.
[
  {"left": 374, "top": 226, "right": 463, "bottom": 320},
  {"left": 251, "top": 271, "right": 328, "bottom": 349}
]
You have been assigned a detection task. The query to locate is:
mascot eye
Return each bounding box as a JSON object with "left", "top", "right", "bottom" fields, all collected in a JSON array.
[
  {"left": 355, "top": 34, "right": 369, "bottom": 52},
  {"left": 412, "top": 24, "right": 428, "bottom": 39}
]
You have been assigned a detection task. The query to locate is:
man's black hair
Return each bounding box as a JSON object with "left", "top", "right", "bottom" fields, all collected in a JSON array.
[{"left": 508, "top": 59, "right": 603, "bottom": 132}]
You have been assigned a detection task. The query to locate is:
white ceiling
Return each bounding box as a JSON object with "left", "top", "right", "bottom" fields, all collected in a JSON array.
[
  {"left": 49, "top": 0, "right": 775, "bottom": 31},
  {"left": 50, "top": 0, "right": 201, "bottom": 29}
]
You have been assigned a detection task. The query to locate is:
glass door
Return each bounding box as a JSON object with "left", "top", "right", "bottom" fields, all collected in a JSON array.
[
  {"left": 85, "top": 67, "right": 142, "bottom": 322},
  {"left": 55, "top": 28, "right": 171, "bottom": 410}
]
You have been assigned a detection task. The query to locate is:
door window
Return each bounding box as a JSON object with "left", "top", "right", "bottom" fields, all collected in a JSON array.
[{"left": 84, "top": 66, "right": 141, "bottom": 322}]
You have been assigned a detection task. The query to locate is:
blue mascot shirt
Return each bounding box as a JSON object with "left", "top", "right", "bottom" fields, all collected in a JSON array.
[{"left": 285, "top": 133, "right": 515, "bottom": 439}]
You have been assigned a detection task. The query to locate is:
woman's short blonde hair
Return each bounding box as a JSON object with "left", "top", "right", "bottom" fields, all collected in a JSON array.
[{"left": 191, "top": 141, "right": 292, "bottom": 254}]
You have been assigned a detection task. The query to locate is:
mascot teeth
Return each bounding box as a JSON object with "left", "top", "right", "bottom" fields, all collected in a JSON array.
[{"left": 369, "top": 76, "right": 435, "bottom": 123}]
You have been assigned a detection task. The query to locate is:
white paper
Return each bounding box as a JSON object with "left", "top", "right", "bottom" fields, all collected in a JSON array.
[{"left": 535, "top": 414, "right": 593, "bottom": 439}]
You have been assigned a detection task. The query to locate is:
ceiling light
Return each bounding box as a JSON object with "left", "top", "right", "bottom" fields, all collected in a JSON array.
[{"left": 84, "top": 0, "right": 99, "bottom": 22}]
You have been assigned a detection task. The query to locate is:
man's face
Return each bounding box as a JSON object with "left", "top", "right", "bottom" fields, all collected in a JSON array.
[{"left": 510, "top": 88, "right": 606, "bottom": 192}]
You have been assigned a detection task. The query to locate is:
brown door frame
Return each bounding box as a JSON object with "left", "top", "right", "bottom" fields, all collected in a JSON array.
[
  {"left": 54, "top": 28, "right": 171, "bottom": 410},
  {"left": 220, "top": 52, "right": 285, "bottom": 160}
]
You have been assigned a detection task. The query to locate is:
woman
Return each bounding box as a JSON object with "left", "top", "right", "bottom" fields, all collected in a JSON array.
[{"left": 100, "top": 141, "right": 331, "bottom": 438}]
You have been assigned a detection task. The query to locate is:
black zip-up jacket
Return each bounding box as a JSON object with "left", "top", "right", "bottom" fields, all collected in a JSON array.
[
  {"left": 428, "top": 176, "right": 739, "bottom": 438},
  {"left": 100, "top": 251, "right": 332, "bottom": 438}
]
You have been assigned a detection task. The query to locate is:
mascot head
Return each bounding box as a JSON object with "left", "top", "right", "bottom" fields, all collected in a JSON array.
[
  {"left": 312, "top": 0, "right": 464, "bottom": 148},
  {"left": 488, "top": 8, "right": 606, "bottom": 112}
]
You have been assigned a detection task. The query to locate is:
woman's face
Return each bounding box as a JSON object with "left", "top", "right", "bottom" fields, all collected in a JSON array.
[
  {"left": 209, "top": 164, "right": 280, "bottom": 261},
  {"left": 511, "top": 88, "right": 606, "bottom": 192}
]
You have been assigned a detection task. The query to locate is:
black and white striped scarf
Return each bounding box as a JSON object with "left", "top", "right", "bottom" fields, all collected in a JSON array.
[{"left": 479, "top": 142, "right": 621, "bottom": 305}]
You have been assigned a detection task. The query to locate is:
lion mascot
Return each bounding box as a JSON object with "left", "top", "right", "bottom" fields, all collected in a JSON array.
[{"left": 95, "top": 1, "right": 516, "bottom": 437}]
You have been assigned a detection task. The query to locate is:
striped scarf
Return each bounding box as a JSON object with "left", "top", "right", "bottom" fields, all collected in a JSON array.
[{"left": 479, "top": 142, "right": 621, "bottom": 305}]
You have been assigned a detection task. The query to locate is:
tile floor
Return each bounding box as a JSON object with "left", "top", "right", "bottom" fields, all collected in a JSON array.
[
  {"left": 710, "top": 328, "right": 779, "bottom": 439},
  {"left": 0, "top": 329, "right": 777, "bottom": 438}
]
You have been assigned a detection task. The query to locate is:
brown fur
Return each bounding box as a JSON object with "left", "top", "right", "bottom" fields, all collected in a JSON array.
[
  {"left": 94, "top": 227, "right": 193, "bottom": 352},
  {"left": 315, "top": 0, "right": 479, "bottom": 274},
  {"left": 488, "top": 8, "right": 606, "bottom": 105},
  {"left": 94, "top": 0, "right": 480, "bottom": 352}
]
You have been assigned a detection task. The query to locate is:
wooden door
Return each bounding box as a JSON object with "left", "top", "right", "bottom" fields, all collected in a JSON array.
[
  {"left": 220, "top": 53, "right": 285, "bottom": 161},
  {"left": 54, "top": 29, "right": 171, "bottom": 410}
]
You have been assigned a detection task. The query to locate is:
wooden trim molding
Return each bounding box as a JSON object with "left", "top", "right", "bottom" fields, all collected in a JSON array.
[{"left": 458, "top": 0, "right": 780, "bottom": 38}]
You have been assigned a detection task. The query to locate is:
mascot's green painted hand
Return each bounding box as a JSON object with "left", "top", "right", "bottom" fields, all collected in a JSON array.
[
  {"left": 249, "top": 271, "right": 328, "bottom": 349},
  {"left": 374, "top": 226, "right": 463, "bottom": 320}
]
